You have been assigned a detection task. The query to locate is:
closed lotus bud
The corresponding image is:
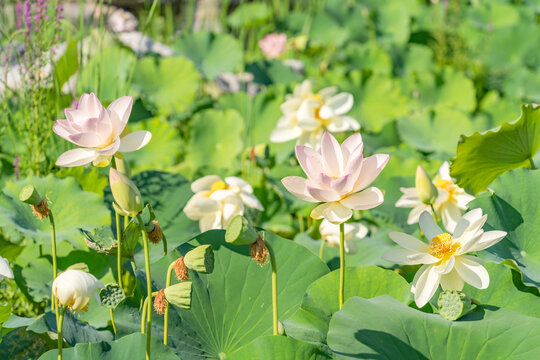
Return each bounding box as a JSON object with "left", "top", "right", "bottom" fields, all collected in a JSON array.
[
  {"left": 109, "top": 168, "right": 143, "bottom": 217},
  {"left": 164, "top": 282, "right": 192, "bottom": 309},
  {"left": 184, "top": 245, "right": 214, "bottom": 274},
  {"left": 174, "top": 257, "right": 189, "bottom": 281},
  {"left": 147, "top": 221, "right": 163, "bottom": 244},
  {"left": 225, "top": 215, "right": 258, "bottom": 246},
  {"left": 52, "top": 269, "right": 104, "bottom": 311},
  {"left": 19, "top": 185, "right": 50, "bottom": 220},
  {"left": 153, "top": 289, "right": 167, "bottom": 314},
  {"left": 415, "top": 166, "right": 437, "bottom": 205}
]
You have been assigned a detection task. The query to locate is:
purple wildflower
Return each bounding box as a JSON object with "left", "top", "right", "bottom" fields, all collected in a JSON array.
[{"left": 16, "top": 2, "right": 23, "bottom": 30}]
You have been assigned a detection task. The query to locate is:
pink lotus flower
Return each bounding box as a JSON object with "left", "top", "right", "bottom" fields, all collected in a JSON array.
[
  {"left": 282, "top": 132, "right": 389, "bottom": 224},
  {"left": 53, "top": 93, "right": 152, "bottom": 167},
  {"left": 259, "top": 33, "right": 287, "bottom": 59}
]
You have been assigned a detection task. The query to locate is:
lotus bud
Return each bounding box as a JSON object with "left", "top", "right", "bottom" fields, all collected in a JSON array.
[
  {"left": 437, "top": 290, "right": 474, "bottom": 321},
  {"left": 415, "top": 166, "right": 437, "bottom": 205},
  {"left": 147, "top": 221, "right": 163, "bottom": 244},
  {"left": 225, "top": 215, "right": 258, "bottom": 246},
  {"left": 52, "top": 269, "right": 104, "bottom": 311},
  {"left": 115, "top": 157, "right": 132, "bottom": 178},
  {"left": 174, "top": 257, "right": 189, "bottom": 281},
  {"left": 19, "top": 185, "right": 50, "bottom": 219},
  {"left": 109, "top": 168, "right": 143, "bottom": 217},
  {"left": 164, "top": 282, "right": 192, "bottom": 309},
  {"left": 153, "top": 289, "right": 167, "bottom": 314},
  {"left": 250, "top": 234, "right": 268, "bottom": 266},
  {"left": 184, "top": 245, "right": 214, "bottom": 274}
]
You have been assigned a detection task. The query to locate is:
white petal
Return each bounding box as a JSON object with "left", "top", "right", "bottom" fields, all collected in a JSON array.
[
  {"left": 412, "top": 264, "right": 440, "bottom": 308},
  {"left": 433, "top": 256, "right": 455, "bottom": 274},
  {"left": 282, "top": 176, "right": 317, "bottom": 202},
  {"left": 192, "top": 175, "right": 222, "bottom": 192},
  {"left": 96, "top": 137, "right": 121, "bottom": 156},
  {"left": 225, "top": 176, "right": 250, "bottom": 189},
  {"left": 340, "top": 133, "right": 363, "bottom": 163},
  {"left": 318, "top": 86, "right": 338, "bottom": 99},
  {"left": 320, "top": 132, "right": 344, "bottom": 177},
  {"left": 118, "top": 131, "right": 152, "bottom": 152},
  {"left": 388, "top": 232, "right": 430, "bottom": 252},
  {"left": 454, "top": 255, "right": 489, "bottom": 289},
  {"left": 382, "top": 249, "right": 439, "bottom": 265},
  {"left": 306, "top": 185, "right": 341, "bottom": 202},
  {"left": 352, "top": 154, "right": 390, "bottom": 192},
  {"left": 296, "top": 145, "right": 322, "bottom": 179},
  {"left": 0, "top": 256, "right": 14, "bottom": 279},
  {"left": 67, "top": 132, "right": 103, "bottom": 148},
  {"left": 270, "top": 124, "right": 303, "bottom": 143},
  {"left": 56, "top": 148, "right": 97, "bottom": 167},
  {"left": 311, "top": 202, "right": 352, "bottom": 224},
  {"left": 280, "top": 98, "right": 303, "bottom": 114},
  {"left": 240, "top": 193, "right": 264, "bottom": 211},
  {"left": 419, "top": 211, "right": 443, "bottom": 241},
  {"left": 78, "top": 93, "right": 103, "bottom": 117},
  {"left": 438, "top": 161, "right": 451, "bottom": 180},
  {"left": 439, "top": 268, "right": 464, "bottom": 291},
  {"left": 319, "top": 93, "right": 354, "bottom": 118},
  {"left": 297, "top": 100, "right": 321, "bottom": 131},
  {"left": 108, "top": 96, "right": 133, "bottom": 137},
  {"left": 466, "top": 230, "right": 507, "bottom": 252},
  {"left": 339, "top": 187, "right": 384, "bottom": 210},
  {"left": 326, "top": 116, "right": 360, "bottom": 133},
  {"left": 452, "top": 208, "right": 484, "bottom": 238},
  {"left": 184, "top": 196, "right": 220, "bottom": 219},
  {"left": 199, "top": 213, "right": 222, "bottom": 232},
  {"left": 439, "top": 203, "right": 462, "bottom": 233}
]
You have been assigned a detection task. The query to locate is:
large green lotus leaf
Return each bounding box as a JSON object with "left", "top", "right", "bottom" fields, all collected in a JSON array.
[
  {"left": 184, "top": 109, "right": 244, "bottom": 173},
  {"left": 450, "top": 104, "right": 540, "bottom": 194},
  {"left": 247, "top": 60, "right": 303, "bottom": 86},
  {"left": 309, "top": 12, "right": 349, "bottom": 48},
  {"left": 228, "top": 2, "right": 272, "bottom": 28},
  {"left": 77, "top": 46, "right": 135, "bottom": 103},
  {"left": 327, "top": 295, "right": 540, "bottom": 359},
  {"left": 346, "top": 42, "right": 392, "bottom": 76},
  {"left": 469, "top": 169, "right": 540, "bottom": 287},
  {"left": 55, "top": 167, "right": 108, "bottom": 197},
  {"left": 124, "top": 117, "right": 182, "bottom": 174},
  {"left": 117, "top": 230, "right": 329, "bottom": 359},
  {"left": 435, "top": 68, "right": 476, "bottom": 113},
  {"left": 374, "top": 1, "right": 411, "bottom": 46},
  {"left": 131, "top": 56, "right": 200, "bottom": 116},
  {"left": 229, "top": 335, "right": 329, "bottom": 360},
  {"left": 38, "top": 333, "right": 179, "bottom": 360},
  {"left": 0, "top": 175, "right": 109, "bottom": 247},
  {"left": 174, "top": 32, "right": 243, "bottom": 80},
  {"left": 463, "top": 262, "right": 540, "bottom": 318},
  {"left": 284, "top": 267, "right": 410, "bottom": 354}
]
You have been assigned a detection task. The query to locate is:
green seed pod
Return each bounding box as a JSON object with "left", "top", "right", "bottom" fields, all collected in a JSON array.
[
  {"left": 19, "top": 185, "right": 43, "bottom": 205},
  {"left": 437, "top": 290, "right": 473, "bottom": 321},
  {"left": 415, "top": 166, "right": 437, "bottom": 205},
  {"left": 164, "top": 282, "right": 192, "bottom": 309},
  {"left": 184, "top": 245, "right": 214, "bottom": 274},
  {"left": 225, "top": 215, "right": 258, "bottom": 245}
]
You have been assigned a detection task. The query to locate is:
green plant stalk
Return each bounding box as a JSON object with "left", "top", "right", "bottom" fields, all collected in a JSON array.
[
  {"left": 137, "top": 214, "right": 153, "bottom": 360},
  {"left": 124, "top": 215, "right": 129, "bottom": 230},
  {"left": 319, "top": 239, "right": 325, "bottom": 259},
  {"left": 49, "top": 212, "right": 59, "bottom": 328},
  {"left": 162, "top": 232, "right": 168, "bottom": 256},
  {"left": 339, "top": 223, "right": 345, "bottom": 309},
  {"left": 265, "top": 240, "right": 279, "bottom": 335},
  {"left": 57, "top": 306, "right": 67, "bottom": 360},
  {"left": 110, "top": 308, "right": 117, "bottom": 338},
  {"left": 141, "top": 295, "right": 149, "bottom": 334},
  {"left": 163, "top": 261, "right": 176, "bottom": 345},
  {"left": 115, "top": 211, "right": 123, "bottom": 289},
  {"left": 530, "top": 157, "right": 537, "bottom": 170}
]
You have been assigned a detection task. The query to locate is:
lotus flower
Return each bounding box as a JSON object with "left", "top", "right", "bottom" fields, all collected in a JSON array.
[
  {"left": 382, "top": 210, "right": 506, "bottom": 308},
  {"left": 282, "top": 132, "right": 389, "bottom": 224},
  {"left": 184, "top": 175, "right": 264, "bottom": 232},
  {"left": 319, "top": 219, "right": 367, "bottom": 253},
  {"left": 0, "top": 256, "right": 14, "bottom": 280},
  {"left": 259, "top": 33, "right": 287, "bottom": 59},
  {"left": 53, "top": 93, "right": 152, "bottom": 167},
  {"left": 52, "top": 269, "right": 104, "bottom": 310},
  {"left": 270, "top": 80, "right": 359, "bottom": 147}
]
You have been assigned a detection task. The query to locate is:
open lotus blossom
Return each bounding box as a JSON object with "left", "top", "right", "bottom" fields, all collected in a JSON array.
[
  {"left": 259, "top": 32, "right": 287, "bottom": 59},
  {"left": 282, "top": 132, "right": 389, "bottom": 224},
  {"left": 319, "top": 219, "right": 368, "bottom": 254},
  {"left": 396, "top": 162, "right": 474, "bottom": 232},
  {"left": 382, "top": 210, "right": 507, "bottom": 308},
  {"left": 52, "top": 269, "right": 104, "bottom": 310},
  {"left": 0, "top": 256, "right": 14, "bottom": 280},
  {"left": 270, "top": 80, "right": 360, "bottom": 147},
  {"left": 53, "top": 93, "right": 152, "bottom": 167},
  {"left": 184, "top": 175, "right": 264, "bottom": 232}
]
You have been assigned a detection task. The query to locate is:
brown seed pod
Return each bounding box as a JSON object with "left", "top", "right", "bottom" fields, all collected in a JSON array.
[
  {"left": 250, "top": 235, "right": 269, "bottom": 266},
  {"left": 147, "top": 220, "right": 163, "bottom": 244},
  {"left": 153, "top": 289, "right": 167, "bottom": 314},
  {"left": 174, "top": 257, "right": 189, "bottom": 281},
  {"left": 32, "top": 199, "right": 51, "bottom": 220}
]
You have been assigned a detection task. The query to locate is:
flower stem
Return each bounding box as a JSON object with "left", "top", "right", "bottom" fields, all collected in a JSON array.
[
  {"left": 319, "top": 239, "right": 325, "bottom": 259},
  {"left": 298, "top": 215, "right": 305, "bottom": 233},
  {"left": 49, "top": 212, "right": 59, "bottom": 325},
  {"left": 141, "top": 296, "right": 149, "bottom": 334},
  {"left": 124, "top": 215, "right": 129, "bottom": 230},
  {"left": 265, "top": 239, "right": 279, "bottom": 335},
  {"left": 339, "top": 222, "right": 345, "bottom": 309},
  {"left": 429, "top": 204, "right": 439, "bottom": 223},
  {"left": 162, "top": 232, "right": 168, "bottom": 256},
  {"left": 110, "top": 308, "right": 117, "bottom": 338},
  {"left": 530, "top": 157, "right": 537, "bottom": 170},
  {"left": 115, "top": 210, "right": 123, "bottom": 289},
  {"left": 137, "top": 214, "right": 152, "bottom": 360},
  {"left": 163, "top": 261, "right": 175, "bottom": 345},
  {"left": 57, "top": 306, "right": 67, "bottom": 360}
]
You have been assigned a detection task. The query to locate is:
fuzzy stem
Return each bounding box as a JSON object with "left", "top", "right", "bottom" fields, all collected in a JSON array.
[
  {"left": 110, "top": 308, "right": 117, "bottom": 338},
  {"left": 163, "top": 261, "right": 175, "bottom": 345},
  {"left": 57, "top": 306, "right": 67, "bottom": 360},
  {"left": 115, "top": 210, "right": 123, "bottom": 289},
  {"left": 265, "top": 239, "right": 279, "bottom": 335},
  {"left": 137, "top": 214, "right": 152, "bottom": 360},
  {"left": 339, "top": 222, "right": 345, "bottom": 309}
]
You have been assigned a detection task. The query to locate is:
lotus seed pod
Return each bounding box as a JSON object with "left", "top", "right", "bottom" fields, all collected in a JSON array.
[
  {"left": 415, "top": 166, "right": 437, "bottom": 205},
  {"left": 437, "top": 290, "right": 473, "bottom": 321},
  {"left": 184, "top": 245, "right": 214, "bottom": 274},
  {"left": 250, "top": 235, "right": 268, "bottom": 266},
  {"left": 225, "top": 215, "right": 258, "bottom": 245},
  {"left": 109, "top": 168, "right": 143, "bottom": 217},
  {"left": 174, "top": 257, "right": 189, "bottom": 281},
  {"left": 99, "top": 283, "right": 126, "bottom": 310},
  {"left": 19, "top": 185, "right": 42, "bottom": 205},
  {"left": 148, "top": 221, "right": 163, "bottom": 244},
  {"left": 164, "top": 282, "right": 192, "bottom": 309},
  {"left": 153, "top": 289, "right": 167, "bottom": 314}
]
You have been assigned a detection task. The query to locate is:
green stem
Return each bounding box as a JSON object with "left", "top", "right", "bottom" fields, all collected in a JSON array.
[
  {"left": 141, "top": 296, "right": 149, "bottom": 334},
  {"left": 57, "top": 306, "right": 67, "bottom": 360},
  {"left": 429, "top": 204, "right": 439, "bottom": 224},
  {"left": 319, "top": 239, "right": 325, "bottom": 259},
  {"left": 137, "top": 214, "right": 152, "bottom": 360},
  {"left": 265, "top": 238, "right": 279, "bottom": 335},
  {"left": 162, "top": 232, "right": 168, "bottom": 256},
  {"left": 298, "top": 215, "right": 305, "bottom": 233},
  {"left": 339, "top": 222, "right": 345, "bottom": 309},
  {"left": 530, "top": 157, "right": 537, "bottom": 170},
  {"left": 163, "top": 261, "right": 175, "bottom": 345},
  {"left": 115, "top": 210, "right": 123, "bottom": 289},
  {"left": 49, "top": 212, "right": 58, "bottom": 321},
  {"left": 124, "top": 215, "right": 129, "bottom": 230},
  {"left": 110, "top": 308, "right": 117, "bottom": 338}
]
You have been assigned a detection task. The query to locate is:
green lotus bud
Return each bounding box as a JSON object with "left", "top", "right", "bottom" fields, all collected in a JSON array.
[
  {"left": 164, "top": 282, "right": 192, "bottom": 309},
  {"left": 225, "top": 215, "right": 258, "bottom": 245},
  {"left": 115, "top": 157, "right": 132, "bottom": 178},
  {"left": 184, "top": 245, "right": 214, "bottom": 274},
  {"left": 109, "top": 168, "right": 143, "bottom": 217},
  {"left": 437, "top": 290, "right": 474, "bottom": 321},
  {"left": 19, "top": 185, "right": 42, "bottom": 205},
  {"left": 415, "top": 166, "right": 437, "bottom": 205}
]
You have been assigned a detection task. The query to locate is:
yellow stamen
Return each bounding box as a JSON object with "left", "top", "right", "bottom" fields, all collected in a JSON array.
[
  {"left": 434, "top": 179, "right": 457, "bottom": 202},
  {"left": 210, "top": 181, "right": 227, "bottom": 192},
  {"left": 428, "top": 233, "right": 460, "bottom": 262}
]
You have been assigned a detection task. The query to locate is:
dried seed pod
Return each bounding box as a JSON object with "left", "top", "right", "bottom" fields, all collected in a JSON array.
[
  {"left": 184, "top": 245, "right": 214, "bottom": 274},
  {"left": 147, "top": 221, "right": 163, "bottom": 244},
  {"left": 153, "top": 289, "right": 167, "bottom": 314},
  {"left": 174, "top": 257, "right": 189, "bottom": 281}
]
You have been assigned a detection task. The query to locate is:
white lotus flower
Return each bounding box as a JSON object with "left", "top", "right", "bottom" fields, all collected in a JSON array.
[
  {"left": 383, "top": 209, "right": 507, "bottom": 308},
  {"left": 0, "top": 256, "right": 14, "bottom": 280},
  {"left": 396, "top": 162, "right": 474, "bottom": 232},
  {"left": 319, "top": 219, "right": 368, "bottom": 254},
  {"left": 270, "top": 80, "right": 359, "bottom": 147},
  {"left": 184, "top": 175, "right": 264, "bottom": 232},
  {"left": 52, "top": 269, "right": 104, "bottom": 310}
]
